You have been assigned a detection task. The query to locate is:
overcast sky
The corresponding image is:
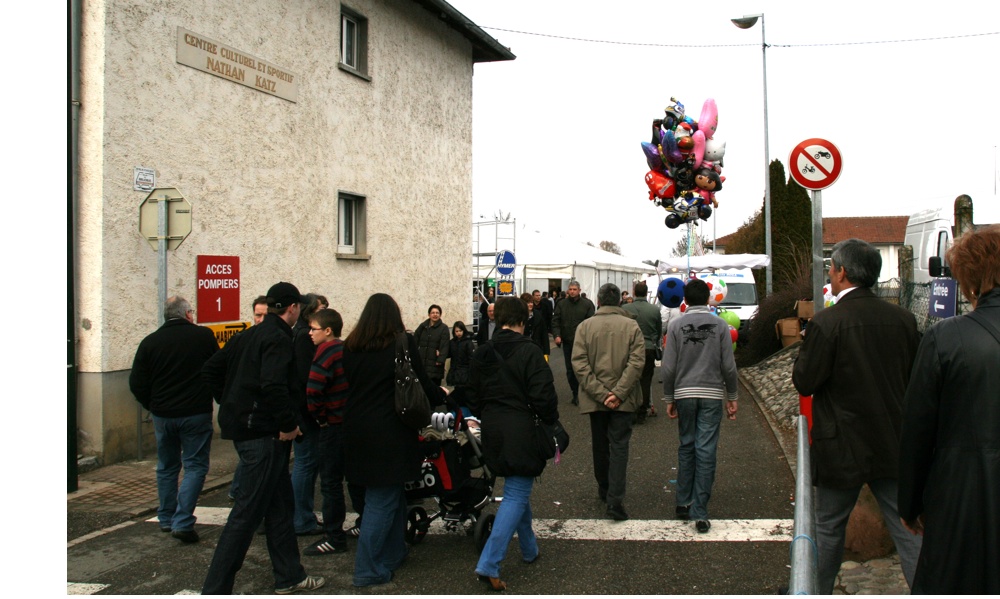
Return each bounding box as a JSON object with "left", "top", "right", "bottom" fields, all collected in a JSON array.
[{"left": 450, "top": 0, "right": 1000, "bottom": 262}]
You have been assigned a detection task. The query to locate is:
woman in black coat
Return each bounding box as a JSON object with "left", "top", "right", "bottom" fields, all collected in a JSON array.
[
  {"left": 446, "top": 321, "right": 474, "bottom": 388},
  {"left": 520, "top": 292, "right": 550, "bottom": 360},
  {"left": 898, "top": 225, "right": 1000, "bottom": 594},
  {"left": 343, "top": 293, "right": 447, "bottom": 587},
  {"left": 469, "top": 297, "right": 559, "bottom": 592}
]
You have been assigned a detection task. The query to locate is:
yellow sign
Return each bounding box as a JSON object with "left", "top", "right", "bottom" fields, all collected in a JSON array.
[
  {"left": 497, "top": 280, "right": 515, "bottom": 295},
  {"left": 205, "top": 321, "right": 251, "bottom": 348}
]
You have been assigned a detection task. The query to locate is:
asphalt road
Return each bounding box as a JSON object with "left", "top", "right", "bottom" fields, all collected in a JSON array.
[{"left": 67, "top": 346, "right": 795, "bottom": 595}]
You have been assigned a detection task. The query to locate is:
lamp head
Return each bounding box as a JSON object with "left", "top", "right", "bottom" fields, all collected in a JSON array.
[{"left": 731, "top": 15, "right": 760, "bottom": 29}]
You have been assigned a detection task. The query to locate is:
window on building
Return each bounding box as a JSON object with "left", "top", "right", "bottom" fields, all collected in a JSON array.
[
  {"left": 337, "top": 192, "right": 368, "bottom": 258},
  {"left": 340, "top": 6, "right": 369, "bottom": 79}
]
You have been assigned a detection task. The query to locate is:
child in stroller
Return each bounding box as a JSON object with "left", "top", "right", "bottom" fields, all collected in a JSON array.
[{"left": 403, "top": 405, "right": 497, "bottom": 552}]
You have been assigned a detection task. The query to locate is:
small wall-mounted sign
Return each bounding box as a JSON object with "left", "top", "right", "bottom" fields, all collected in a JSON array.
[{"left": 134, "top": 166, "right": 155, "bottom": 192}]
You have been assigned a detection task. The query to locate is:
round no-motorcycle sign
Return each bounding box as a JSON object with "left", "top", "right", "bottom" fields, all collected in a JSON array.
[{"left": 789, "top": 138, "right": 842, "bottom": 191}]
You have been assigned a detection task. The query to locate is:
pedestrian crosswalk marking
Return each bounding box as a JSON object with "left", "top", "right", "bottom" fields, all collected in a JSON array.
[
  {"left": 67, "top": 583, "right": 109, "bottom": 595},
  {"left": 144, "top": 508, "right": 792, "bottom": 543}
]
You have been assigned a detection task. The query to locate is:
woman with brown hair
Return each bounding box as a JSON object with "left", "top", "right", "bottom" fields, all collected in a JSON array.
[
  {"left": 342, "top": 293, "right": 447, "bottom": 587},
  {"left": 898, "top": 225, "right": 1000, "bottom": 594}
]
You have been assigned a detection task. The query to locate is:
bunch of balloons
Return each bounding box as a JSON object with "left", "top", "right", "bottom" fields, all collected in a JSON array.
[{"left": 642, "top": 97, "right": 727, "bottom": 229}]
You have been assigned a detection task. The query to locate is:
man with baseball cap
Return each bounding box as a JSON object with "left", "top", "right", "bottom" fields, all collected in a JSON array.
[{"left": 202, "top": 282, "right": 325, "bottom": 594}]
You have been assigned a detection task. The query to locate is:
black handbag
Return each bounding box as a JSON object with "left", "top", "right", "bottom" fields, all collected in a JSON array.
[
  {"left": 394, "top": 333, "right": 432, "bottom": 429},
  {"left": 534, "top": 418, "right": 570, "bottom": 462}
]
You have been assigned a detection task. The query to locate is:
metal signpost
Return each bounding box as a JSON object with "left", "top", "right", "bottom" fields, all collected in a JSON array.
[
  {"left": 138, "top": 187, "right": 192, "bottom": 323},
  {"left": 789, "top": 139, "right": 843, "bottom": 315}
]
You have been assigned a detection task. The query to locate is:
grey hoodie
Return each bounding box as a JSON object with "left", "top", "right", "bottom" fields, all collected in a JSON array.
[{"left": 661, "top": 306, "right": 738, "bottom": 403}]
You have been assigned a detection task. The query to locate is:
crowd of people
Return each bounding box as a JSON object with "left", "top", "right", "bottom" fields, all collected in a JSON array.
[{"left": 127, "top": 227, "right": 999, "bottom": 594}]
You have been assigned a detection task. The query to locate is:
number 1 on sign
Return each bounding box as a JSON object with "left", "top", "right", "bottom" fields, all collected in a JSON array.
[{"left": 216, "top": 297, "right": 222, "bottom": 311}]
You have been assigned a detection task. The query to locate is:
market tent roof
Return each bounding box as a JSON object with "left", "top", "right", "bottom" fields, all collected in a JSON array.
[
  {"left": 474, "top": 224, "right": 654, "bottom": 279},
  {"left": 654, "top": 254, "right": 771, "bottom": 272}
]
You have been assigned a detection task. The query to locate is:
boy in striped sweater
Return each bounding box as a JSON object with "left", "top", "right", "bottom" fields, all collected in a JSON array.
[{"left": 303, "top": 308, "right": 351, "bottom": 556}]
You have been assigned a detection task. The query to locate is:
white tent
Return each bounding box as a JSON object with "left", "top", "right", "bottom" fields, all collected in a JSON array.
[{"left": 473, "top": 223, "right": 655, "bottom": 297}]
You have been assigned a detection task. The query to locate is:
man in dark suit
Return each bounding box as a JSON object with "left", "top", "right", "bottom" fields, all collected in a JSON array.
[
  {"left": 477, "top": 302, "right": 496, "bottom": 346},
  {"left": 792, "top": 239, "right": 923, "bottom": 594}
]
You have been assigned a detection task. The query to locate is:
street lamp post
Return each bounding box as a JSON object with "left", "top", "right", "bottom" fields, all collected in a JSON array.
[{"left": 732, "top": 13, "right": 772, "bottom": 296}]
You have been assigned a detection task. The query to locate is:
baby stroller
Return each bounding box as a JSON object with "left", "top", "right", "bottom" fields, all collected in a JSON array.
[{"left": 404, "top": 407, "right": 498, "bottom": 553}]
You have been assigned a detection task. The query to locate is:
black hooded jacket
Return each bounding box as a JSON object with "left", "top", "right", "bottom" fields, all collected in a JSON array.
[{"left": 469, "top": 329, "right": 559, "bottom": 477}]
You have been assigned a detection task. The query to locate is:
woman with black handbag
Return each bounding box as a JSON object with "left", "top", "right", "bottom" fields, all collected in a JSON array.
[
  {"left": 342, "top": 293, "right": 447, "bottom": 587},
  {"left": 469, "top": 297, "right": 560, "bottom": 592}
]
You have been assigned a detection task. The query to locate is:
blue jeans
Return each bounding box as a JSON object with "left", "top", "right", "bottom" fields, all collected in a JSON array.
[
  {"left": 675, "top": 398, "right": 723, "bottom": 521},
  {"left": 353, "top": 485, "right": 408, "bottom": 587},
  {"left": 318, "top": 425, "right": 347, "bottom": 545},
  {"left": 291, "top": 420, "right": 320, "bottom": 533},
  {"left": 814, "top": 478, "right": 922, "bottom": 594},
  {"left": 152, "top": 412, "right": 213, "bottom": 532},
  {"left": 202, "top": 437, "right": 307, "bottom": 594},
  {"left": 476, "top": 475, "right": 538, "bottom": 579},
  {"left": 589, "top": 411, "right": 634, "bottom": 507}
]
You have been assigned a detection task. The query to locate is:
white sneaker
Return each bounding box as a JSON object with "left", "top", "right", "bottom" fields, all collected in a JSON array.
[{"left": 275, "top": 575, "right": 326, "bottom": 594}]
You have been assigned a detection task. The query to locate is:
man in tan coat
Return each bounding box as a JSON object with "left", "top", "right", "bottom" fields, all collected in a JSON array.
[{"left": 572, "top": 283, "right": 646, "bottom": 521}]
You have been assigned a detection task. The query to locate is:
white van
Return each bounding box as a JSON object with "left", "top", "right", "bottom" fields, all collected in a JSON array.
[
  {"left": 905, "top": 208, "right": 952, "bottom": 283},
  {"left": 707, "top": 268, "right": 759, "bottom": 329}
]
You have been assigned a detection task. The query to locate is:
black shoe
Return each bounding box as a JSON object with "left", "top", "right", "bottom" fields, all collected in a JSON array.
[
  {"left": 172, "top": 529, "right": 199, "bottom": 543},
  {"left": 570, "top": 397, "right": 579, "bottom": 406},
  {"left": 296, "top": 526, "right": 325, "bottom": 536},
  {"left": 160, "top": 526, "right": 171, "bottom": 533},
  {"left": 607, "top": 504, "right": 628, "bottom": 521},
  {"left": 635, "top": 413, "right": 647, "bottom": 425},
  {"left": 303, "top": 538, "right": 348, "bottom": 556},
  {"left": 695, "top": 519, "right": 710, "bottom": 533},
  {"left": 675, "top": 505, "right": 690, "bottom": 520}
]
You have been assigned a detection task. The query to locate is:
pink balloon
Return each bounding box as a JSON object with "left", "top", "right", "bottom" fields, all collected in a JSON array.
[
  {"left": 691, "top": 130, "right": 706, "bottom": 170},
  {"left": 698, "top": 98, "right": 718, "bottom": 139}
]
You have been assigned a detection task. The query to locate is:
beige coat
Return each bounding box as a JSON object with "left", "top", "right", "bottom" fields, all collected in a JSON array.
[{"left": 571, "top": 306, "right": 646, "bottom": 414}]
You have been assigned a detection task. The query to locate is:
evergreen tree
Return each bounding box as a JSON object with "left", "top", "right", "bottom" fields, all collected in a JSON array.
[
  {"left": 721, "top": 158, "right": 813, "bottom": 299},
  {"left": 770, "top": 161, "right": 813, "bottom": 288}
]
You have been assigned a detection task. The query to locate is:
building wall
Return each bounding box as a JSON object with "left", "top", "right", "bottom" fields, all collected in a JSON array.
[{"left": 77, "top": 0, "right": 477, "bottom": 463}]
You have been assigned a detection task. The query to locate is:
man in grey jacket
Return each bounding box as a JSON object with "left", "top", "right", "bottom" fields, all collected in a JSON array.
[{"left": 661, "top": 278, "right": 738, "bottom": 534}]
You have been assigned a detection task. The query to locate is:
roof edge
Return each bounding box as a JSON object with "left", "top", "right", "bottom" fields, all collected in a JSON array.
[{"left": 411, "top": 0, "right": 516, "bottom": 63}]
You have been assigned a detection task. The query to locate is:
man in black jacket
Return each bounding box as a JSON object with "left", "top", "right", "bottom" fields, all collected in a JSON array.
[
  {"left": 201, "top": 282, "right": 324, "bottom": 595},
  {"left": 792, "top": 239, "right": 922, "bottom": 594},
  {"left": 552, "top": 280, "right": 595, "bottom": 405},
  {"left": 130, "top": 296, "right": 218, "bottom": 543}
]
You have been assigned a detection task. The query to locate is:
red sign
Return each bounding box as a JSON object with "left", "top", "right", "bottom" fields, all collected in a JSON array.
[
  {"left": 196, "top": 255, "right": 240, "bottom": 323},
  {"left": 788, "top": 138, "right": 842, "bottom": 191}
]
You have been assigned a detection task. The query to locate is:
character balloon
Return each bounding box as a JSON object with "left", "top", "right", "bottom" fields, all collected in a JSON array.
[{"left": 641, "top": 96, "right": 728, "bottom": 228}]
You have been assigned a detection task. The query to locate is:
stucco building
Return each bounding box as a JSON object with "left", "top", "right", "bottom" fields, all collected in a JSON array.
[{"left": 72, "top": 0, "right": 513, "bottom": 464}]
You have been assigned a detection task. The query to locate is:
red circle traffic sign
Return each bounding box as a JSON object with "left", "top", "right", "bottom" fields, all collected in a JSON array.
[{"left": 788, "top": 138, "right": 842, "bottom": 191}]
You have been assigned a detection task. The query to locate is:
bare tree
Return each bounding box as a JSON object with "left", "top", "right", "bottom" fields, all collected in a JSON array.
[
  {"left": 671, "top": 231, "right": 709, "bottom": 257},
  {"left": 599, "top": 240, "right": 622, "bottom": 255}
]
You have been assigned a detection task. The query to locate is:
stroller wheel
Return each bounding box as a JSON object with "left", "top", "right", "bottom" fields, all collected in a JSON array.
[
  {"left": 473, "top": 512, "right": 495, "bottom": 553},
  {"left": 405, "top": 506, "right": 429, "bottom": 545}
]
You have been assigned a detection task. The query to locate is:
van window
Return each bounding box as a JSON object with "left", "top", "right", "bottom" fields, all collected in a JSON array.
[
  {"left": 936, "top": 231, "right": 949, "bottom": 264},
  {"left": 721, "top": 283, "right": 758, "bottom": 307}
]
